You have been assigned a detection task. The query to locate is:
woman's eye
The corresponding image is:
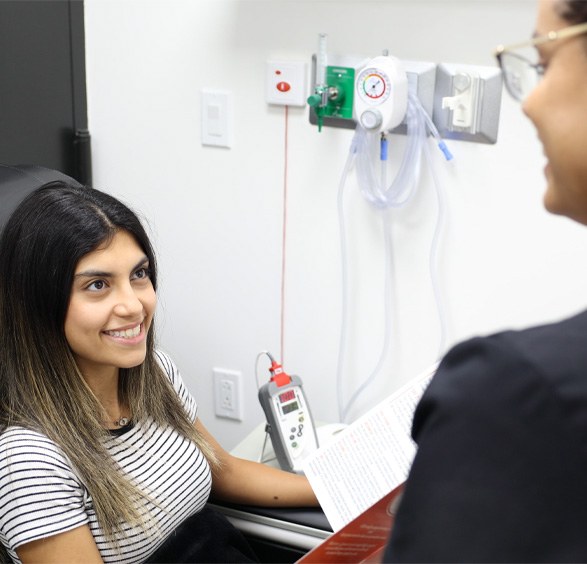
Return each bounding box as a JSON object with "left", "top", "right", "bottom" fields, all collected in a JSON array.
[
  {"left": 87, "top": 280, "right": 106, "bottom": 292},
  {"left": 132, "top": 267, "right": 151, "bottom": 281}
]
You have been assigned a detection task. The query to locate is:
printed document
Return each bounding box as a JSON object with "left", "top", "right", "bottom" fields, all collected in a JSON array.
[{"left": 302, "top": 364, "right": 437, "bottom": 531}]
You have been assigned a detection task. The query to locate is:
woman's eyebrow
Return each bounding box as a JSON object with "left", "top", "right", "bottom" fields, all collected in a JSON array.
[
  {"left": 74, "top": 257, "right": 149, "bottom": 279},
  {"left": 75, "top": 269, "right": 112, "bottom": 279}
]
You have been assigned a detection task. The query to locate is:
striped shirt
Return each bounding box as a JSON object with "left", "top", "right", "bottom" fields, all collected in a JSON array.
[{"left": 0, "top": 351, "right": 212, "bottom": 563}]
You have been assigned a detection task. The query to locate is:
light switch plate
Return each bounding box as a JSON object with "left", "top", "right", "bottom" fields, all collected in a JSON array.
[{"left": 201, "top": 89, "right": 233, "bottom": 148}]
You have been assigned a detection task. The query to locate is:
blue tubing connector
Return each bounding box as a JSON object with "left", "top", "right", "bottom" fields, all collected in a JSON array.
[{"left": 380, "top": 137, "right": 388, "bottom": 161}]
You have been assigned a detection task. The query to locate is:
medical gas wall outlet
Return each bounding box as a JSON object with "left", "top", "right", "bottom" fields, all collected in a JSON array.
[
  {"left": 307, "top": 64, "right": 357, "bottom": 131},
  {"left": 433, "top": 62, "right": 503, "bottom": 144},
  {"left": 441, "top": 71, "right": 480, "bottom": 130},
  {"left": 308, "top": 54, "right": 366, "bottom": 131},
  {"left": 354, "top": 55, "right": 408, "bottom": 133},
  {"left": 266, "top": 60, "right": 307, "bottom": 107},
  {"left": 307, "top": 32, "right": 358, "bottom": 132}
]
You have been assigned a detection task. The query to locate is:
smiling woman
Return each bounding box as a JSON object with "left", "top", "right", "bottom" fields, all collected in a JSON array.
[
  {"left": 0, "top": 178, "right": 318, "bottom": 564},
  {"left": 0, "top": 181, "right": 219, "bottom": 561}
]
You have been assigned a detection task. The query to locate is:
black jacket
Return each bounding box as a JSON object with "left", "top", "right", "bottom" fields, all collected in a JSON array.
[{"left": 385, "top": 309, "right": 587, "bottom": 563}]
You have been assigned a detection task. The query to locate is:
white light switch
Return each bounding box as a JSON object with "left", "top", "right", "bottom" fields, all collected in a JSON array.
[{"left": 201, "top": 89, "right": 233, "bottom": 148}]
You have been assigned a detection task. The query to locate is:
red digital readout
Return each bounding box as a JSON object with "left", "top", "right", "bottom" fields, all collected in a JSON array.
[{"left": 279, "top": 389, "right": 295, "bottom": 403}]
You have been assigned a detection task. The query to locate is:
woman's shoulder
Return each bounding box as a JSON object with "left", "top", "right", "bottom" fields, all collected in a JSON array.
[
  {"left": 417, "top": 310, "right": 587, "bottom": 438},
  {"left": 436, "top": 309, "right": 587, "bottom": 391},
  {"left": 1, "top": 425, "right": 59, "bottom": 451},
  {"left": 0, "top": 426, "right": 78, "bottom": 479},
  {"left": 153, "top": 350, "right": 198, "bottom": 419},
  {"left": 154, "top": 349, "right": 179, "bottom": 383}
]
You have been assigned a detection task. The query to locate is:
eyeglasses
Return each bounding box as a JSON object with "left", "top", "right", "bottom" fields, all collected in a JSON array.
[{"left": 494, "top": 21, "right": 587, "bottom": 102}]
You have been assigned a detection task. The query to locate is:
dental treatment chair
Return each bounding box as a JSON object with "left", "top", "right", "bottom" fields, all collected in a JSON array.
[{"left": 0, "top": 163, "right": 83, "bottom": 230}]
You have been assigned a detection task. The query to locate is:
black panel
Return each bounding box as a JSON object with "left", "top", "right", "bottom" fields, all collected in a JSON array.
[
  {"left": 0, "top": 0, "right": 90, "bottom": 183},
  {"left": 246, "top": 536, "right": 307, "bottom": 563}
]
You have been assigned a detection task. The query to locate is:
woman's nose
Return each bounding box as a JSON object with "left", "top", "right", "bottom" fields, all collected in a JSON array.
[
  {"left": 521, "top": 87, "right": 536, "bottom": 120},
  {"left": 113, "top": 285, "right": 144, "bottom": 316}
]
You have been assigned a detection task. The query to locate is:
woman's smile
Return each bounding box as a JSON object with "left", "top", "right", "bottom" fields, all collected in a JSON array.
[{"left": 103, "top": 322, "right": 144, "bottom": 341}]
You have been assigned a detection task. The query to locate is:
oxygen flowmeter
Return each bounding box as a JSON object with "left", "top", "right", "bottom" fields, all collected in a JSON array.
[
  {"left": 354, "top": 55, "right": 408, "bottom": 132},
  {"left": 307, "top": 34, "right": 359, "bottom": 132}
]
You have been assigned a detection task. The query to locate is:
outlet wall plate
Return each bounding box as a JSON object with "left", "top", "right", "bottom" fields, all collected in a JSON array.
[{"left": 213, "top": 368, "right": 243, "bottom": 421}]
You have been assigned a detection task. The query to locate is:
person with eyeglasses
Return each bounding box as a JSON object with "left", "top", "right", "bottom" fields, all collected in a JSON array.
[{"left": 383, "top": 1, "right": 587, "bottom": 562}]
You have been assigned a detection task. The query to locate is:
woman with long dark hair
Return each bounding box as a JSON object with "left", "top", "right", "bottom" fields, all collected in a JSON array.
[{"left": 0, "top": 180, "right": 317, "bottom": 563}]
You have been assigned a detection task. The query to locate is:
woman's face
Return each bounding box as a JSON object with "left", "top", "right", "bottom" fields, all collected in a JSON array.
[
  {"left": 64, "top": 230, "right": 157, "bottom": 382},
  {"left": 523, "top": 0, "right": 587, "bottom": 224}
]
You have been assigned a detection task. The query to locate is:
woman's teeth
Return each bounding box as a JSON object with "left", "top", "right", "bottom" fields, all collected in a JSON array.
[{"left": 105, "top": 325, "right": 141, "bottom": 338}]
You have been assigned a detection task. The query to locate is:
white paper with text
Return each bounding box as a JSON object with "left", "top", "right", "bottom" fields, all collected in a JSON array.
[{"left": 302, "top": 364, "right": 437, "bottom": 531}]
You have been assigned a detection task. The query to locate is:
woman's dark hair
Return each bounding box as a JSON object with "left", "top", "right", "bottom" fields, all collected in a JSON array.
[{"left": 559, "top": 0, "right": 587, "bottom": 24}]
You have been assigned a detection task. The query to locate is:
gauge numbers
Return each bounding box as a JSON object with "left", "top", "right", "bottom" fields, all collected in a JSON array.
[{"left": 357, "top": 68, "right": 392, "bottom": 103}]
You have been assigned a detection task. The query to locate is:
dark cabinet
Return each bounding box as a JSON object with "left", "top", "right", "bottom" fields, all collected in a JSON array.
[{"left": 0, "top": 0, "right": 90, "bottom": 183}]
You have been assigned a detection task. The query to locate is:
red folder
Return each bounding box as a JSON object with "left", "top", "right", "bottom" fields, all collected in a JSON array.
[{"left": 298, "top": 484, "right": 405, "bottom": 563}]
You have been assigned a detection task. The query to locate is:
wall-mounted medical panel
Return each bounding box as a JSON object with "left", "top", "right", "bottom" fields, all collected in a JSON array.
[
  {"left": 433, "top": 63, "right": 503, "bottom": 144},
  {"left": 308, "top": 54, "right": 366, "bottom": 131},
  {"left": 307, "top": 51, "right": 503, "bottom": 144}
]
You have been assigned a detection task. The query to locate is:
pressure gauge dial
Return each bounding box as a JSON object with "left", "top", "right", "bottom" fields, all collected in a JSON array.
[
  {"left": 353, "top": 55, "right": 408, "bottom": 132},
  {"left": 357, "top": 68, "right": 392, "bottom": 104}
]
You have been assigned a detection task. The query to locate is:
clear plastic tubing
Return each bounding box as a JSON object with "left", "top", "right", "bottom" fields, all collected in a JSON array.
[{"left": 338, "top": 92, "right": 452, "bottom": 422}]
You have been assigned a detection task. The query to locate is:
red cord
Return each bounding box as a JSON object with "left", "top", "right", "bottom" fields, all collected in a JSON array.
[{"left": 280, "top": 105, "right": 289, "bottom": 364}]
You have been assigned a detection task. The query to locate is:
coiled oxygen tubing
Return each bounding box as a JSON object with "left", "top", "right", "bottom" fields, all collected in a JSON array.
[{"left": 336, "top": 91, "right": 452, "bottom": 423}]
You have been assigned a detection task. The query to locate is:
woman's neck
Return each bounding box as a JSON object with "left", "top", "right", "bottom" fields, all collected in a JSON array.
[{"left": 79, "top": 365, "right": 129, "bottom": 428}]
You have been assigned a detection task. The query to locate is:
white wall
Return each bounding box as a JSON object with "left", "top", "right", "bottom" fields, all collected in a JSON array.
[{"left": 84, "top": 0, "right": 587, "bottom": 449}]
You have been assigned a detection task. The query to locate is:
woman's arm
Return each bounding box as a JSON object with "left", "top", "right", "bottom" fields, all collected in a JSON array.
[
  {"left": 196, "top": 420, "right": 319, "bottom": 507},
  {"left": 17, "top": 524, "right": 103, "bottom": 564}
]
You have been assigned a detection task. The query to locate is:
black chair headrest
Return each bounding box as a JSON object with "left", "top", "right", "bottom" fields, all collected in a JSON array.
[{"left": 0, "top": 164, "right": 83, "bottom": 230}]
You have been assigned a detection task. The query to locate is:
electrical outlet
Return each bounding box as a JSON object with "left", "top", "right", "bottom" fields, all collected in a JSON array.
[{"left": 213, "top": 368, "right": 243, "bottom": 420}]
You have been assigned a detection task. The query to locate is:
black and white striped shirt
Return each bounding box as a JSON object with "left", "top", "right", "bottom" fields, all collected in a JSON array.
[{"left": 0, "top": 351, "right": 212, "bottom": 563}]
